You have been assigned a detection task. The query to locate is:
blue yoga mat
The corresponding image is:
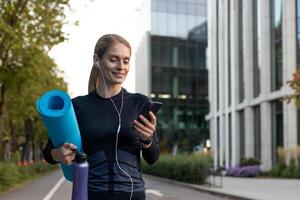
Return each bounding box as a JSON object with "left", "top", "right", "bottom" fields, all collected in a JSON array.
[{"left": 36, "top": 90, "right": 82, "bottom": 181}]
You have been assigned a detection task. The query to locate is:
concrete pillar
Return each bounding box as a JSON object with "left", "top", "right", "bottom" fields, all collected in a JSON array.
[
  {"left": 261, "top": 102, "right": 273, "bottom": 171},
  {"left": 230, "top": 0, "right": 241, "bottom": 166},
  {"left": 260, "top": 0, "right": 272, "bottom": 170},
  {"left": 243, "top": 0, "right": 254, "bottom": 158},
  {"left": 218, "top": 0, "right": 225, "bottom": 167},
  {"left": 282, "top": 0, "right": 298, "bottom": 149}
]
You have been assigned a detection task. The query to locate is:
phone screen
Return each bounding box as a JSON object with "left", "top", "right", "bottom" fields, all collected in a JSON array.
[{"left": 137, "top": 101, "right": 162, "bottom": 124}]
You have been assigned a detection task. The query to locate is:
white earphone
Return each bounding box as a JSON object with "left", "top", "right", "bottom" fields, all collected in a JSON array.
[{"left": 94, "top": 56, "right": 134, "bottom": 200}]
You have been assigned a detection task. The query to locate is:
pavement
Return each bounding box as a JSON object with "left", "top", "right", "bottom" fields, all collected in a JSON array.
[{"left": 145, "top": 174, "right": 300, "bottom": 200}]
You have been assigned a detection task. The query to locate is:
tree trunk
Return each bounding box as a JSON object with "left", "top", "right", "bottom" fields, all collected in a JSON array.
[
  {"left": 0, "top": 84, "right": 5, "bottom": 160},
  {"left": 172, "top": 143, "right": 178, "bottom": 156},
  {"left": 23, "top": 118, "right": 33, "bottom": 162}
]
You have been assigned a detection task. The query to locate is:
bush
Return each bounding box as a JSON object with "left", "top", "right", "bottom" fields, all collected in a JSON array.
[
  {"left": 240, "top": 158, "right": 261, "bottom": 167},
  {"left": 0, "top": 162, "right": 21, "bottom": 191},
  {"left": 142, "top": 154, "right": 211, "bottom": 184},
  {"left": 0, "top": 161, "right": 58, "bottom": 193}
]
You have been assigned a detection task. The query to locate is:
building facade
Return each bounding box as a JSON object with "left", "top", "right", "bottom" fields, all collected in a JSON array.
[
  {"left": 150, "top": 0, "right": 209, "bottom": 152},
  {"left": 207, "top": 0, "right": 300, "bottom": 171}
]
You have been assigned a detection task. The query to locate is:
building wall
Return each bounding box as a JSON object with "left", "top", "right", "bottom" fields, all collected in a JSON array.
[{"left": 207, "top": 0, "right": 299, "bottom": 171}]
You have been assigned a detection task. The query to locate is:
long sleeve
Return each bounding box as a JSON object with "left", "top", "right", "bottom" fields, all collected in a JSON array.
[
  {"left": 43, "top": 138, "right": 60, "bottom": 165},
  {"left": 142, "top": 130, "right": 160, "bottom": 165}
]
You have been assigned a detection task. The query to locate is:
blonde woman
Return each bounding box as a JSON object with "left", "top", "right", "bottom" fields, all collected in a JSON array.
[{"left": 43, "top": 34, "right": 160, "bottom": 200}]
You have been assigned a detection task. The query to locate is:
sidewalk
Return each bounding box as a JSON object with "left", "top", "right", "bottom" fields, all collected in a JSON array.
[{"left": 144, "top": 174, "right": 300, "bottom": 200}]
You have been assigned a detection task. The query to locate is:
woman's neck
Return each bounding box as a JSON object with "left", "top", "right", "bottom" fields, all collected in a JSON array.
[{"left": 96, "top": 84, "right": 122, "bottom": 98}]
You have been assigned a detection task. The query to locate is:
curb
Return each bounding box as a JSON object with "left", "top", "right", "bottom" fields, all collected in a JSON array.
[{"left": 143, "top": 174, "right": 254, "bottom": 200}]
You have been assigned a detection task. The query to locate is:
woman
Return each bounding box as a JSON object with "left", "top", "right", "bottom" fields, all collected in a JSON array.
[{"left": 43, "top": 34, "right": 160, "bottom": 200}]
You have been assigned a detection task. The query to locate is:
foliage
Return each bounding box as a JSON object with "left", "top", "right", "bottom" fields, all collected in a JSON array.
[
  {"left": 240, "top": 157, "right": 261, "bottom": 167},
  {"left": 0, "top": 161, "right": 58, "bottom": 193},
  {"left": 286, "top": 68, "right": 300, "bottom": 108},
  {"left": 0, "top": 0, "right": 71, "bottom": 160},
  {"left": 142, "top": 154, "right": 212, "bottom": 184},
  {"left": 269, "top": 146, "right": 300, "bottom": 178}
]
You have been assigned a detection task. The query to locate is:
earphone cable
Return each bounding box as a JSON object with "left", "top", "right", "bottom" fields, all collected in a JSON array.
[{"left": 96, "top": 63, "right": 133, "bottom": 200}]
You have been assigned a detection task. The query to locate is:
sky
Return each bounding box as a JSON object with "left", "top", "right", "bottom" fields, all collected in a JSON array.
[{"left": 49, "top": 0, "right": 150, "bottom": 98}]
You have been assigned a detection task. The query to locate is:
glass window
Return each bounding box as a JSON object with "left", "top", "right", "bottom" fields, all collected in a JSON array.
[
  {"left": 239, "top": 110, "right": 245, "bottom": 159},
  {"left": 271, "top": 100, "right": 283, "bottom": 165},
  {"left": 228, "top": 0, "right": 231, "bottom": 105},
  {"left": 229, "top": 114, "right": 232, "bottom": 166},
  {"left": 254, "top": 106, "right": 261, "bottom": 159},
  {"left": 217, "top": 117, "right": 220, "bottom": 167},
  {"left": 239, "top": 1, "right": 244, "bottom": 102},
  {"left": 217, "top": 0, "right": 220, "bottom": 110},
  {"left": 253, "top": 0, "right": 260, "bottom": 97},
  {"left": 271, "top": 0, "right": 283, "bottom": 91}
]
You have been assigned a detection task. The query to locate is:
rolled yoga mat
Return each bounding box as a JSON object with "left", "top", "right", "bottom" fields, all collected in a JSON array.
[{"left": 36, "top": 90, "right": 82, "bottom": 181}]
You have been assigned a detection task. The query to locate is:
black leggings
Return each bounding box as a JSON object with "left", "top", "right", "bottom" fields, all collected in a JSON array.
[{"left": 88, "top": 191, "right": 146, "bottom": 200}]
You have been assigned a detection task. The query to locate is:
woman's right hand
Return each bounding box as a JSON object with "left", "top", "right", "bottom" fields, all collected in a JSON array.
[{"left": 50, "top": 143, "right": 77, "bottom": 165}]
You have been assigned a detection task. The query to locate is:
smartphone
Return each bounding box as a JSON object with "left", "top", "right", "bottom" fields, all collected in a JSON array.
[{"left": 136, "top": 101, "right": 162, "bottom": 125}]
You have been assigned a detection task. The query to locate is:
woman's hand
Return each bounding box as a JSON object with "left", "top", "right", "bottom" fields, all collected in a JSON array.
[
  {"left": 51, "top": 143, "right": 77, "bottom": 165},
  {"left": 133, "top": 111, "right": 156, "bottom": 149}
]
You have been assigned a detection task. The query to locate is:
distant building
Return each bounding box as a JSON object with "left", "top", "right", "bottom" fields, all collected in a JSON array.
[
  {"left": 207, "top": 0, "right": 300, "bottom": 170},
  {"left": 150, "top": 0, "right": 209, "bottom": 152}
]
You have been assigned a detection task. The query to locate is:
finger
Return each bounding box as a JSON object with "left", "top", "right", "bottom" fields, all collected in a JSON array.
[
  {"left": 134, "top": 125, "right": 151, "bottom": 139},
  {"left": 149, "top": 111, "right": 157, "bottom": 126},
  {"left": 62, "top": 143, "right": 77, "bottom": 151},
  {"left": 63, "top": 154, "right": 76, "bottom": 165},
  {"left": 137, "top": 115, "right": 155, "bottom": 131},
  {"left": 133, "top": 119, "right": 154, "bottom": 133}
]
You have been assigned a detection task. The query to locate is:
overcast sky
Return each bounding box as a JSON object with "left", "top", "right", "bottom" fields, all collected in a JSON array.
[{"left": 49, "top": 0, "right": 149, "bottom": 97}]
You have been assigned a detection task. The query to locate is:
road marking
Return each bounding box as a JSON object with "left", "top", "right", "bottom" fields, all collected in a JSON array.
[
  {"left": 146, "top": 189, "right": 163, "bottom": 197},
  {"left": 42, "top": 177, "right": 65, "bottom": 200}
]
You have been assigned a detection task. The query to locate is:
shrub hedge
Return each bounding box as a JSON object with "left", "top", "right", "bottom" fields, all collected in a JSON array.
[
  {"left": 0, "top": 161, "right": 58, "bottom": 193},
  {"left": 142, "top": 154, "right": 212, "bottom": 184}
]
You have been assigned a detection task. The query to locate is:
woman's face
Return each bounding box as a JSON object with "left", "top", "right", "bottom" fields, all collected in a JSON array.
[{"left": 97, "top": 42, "right": 131, "bottom": 86}]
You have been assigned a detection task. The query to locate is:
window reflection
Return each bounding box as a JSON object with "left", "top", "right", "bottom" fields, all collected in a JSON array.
[{"left": 271, "top": 0, "right": 283, "bottom": 91}]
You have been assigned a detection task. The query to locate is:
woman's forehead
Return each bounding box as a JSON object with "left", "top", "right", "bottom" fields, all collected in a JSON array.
[{"left": 105, "top": 43, "right": 131, "bottom": 57}]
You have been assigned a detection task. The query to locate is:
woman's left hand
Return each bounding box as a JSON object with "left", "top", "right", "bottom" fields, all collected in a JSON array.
[{"left": 133, "top": 111, "right": 156, "bottom": 148}]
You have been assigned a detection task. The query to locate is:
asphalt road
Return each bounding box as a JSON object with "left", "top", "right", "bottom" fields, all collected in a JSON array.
[{"left": 0, "top": 170, "right": 225, "bottom": 200}]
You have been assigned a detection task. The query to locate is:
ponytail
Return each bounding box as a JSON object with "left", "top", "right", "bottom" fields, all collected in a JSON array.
[{"left": 88, "top": 65, "right": 99, "bottom": 93}]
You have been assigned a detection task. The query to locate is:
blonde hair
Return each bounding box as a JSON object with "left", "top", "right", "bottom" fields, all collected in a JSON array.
[{"left": 88, "top": 34, "right": 131, "bottom": 93}]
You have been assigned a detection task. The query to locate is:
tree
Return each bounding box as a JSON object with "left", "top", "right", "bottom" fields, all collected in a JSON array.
[
  {"left": 0, "top": 0, "right": 70, "bottom": 160},
  {"left": 286, "top": 68, "right": 300, "bottom": 108}
]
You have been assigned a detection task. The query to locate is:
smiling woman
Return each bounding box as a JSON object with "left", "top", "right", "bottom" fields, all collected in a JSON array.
[{"left": 43, "top": 34, "right": 160, "bottom": 200}]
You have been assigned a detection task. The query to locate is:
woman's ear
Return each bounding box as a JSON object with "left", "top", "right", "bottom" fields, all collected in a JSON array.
[{"left": 93, "top": 54, "right": 99, "bottom": 65}]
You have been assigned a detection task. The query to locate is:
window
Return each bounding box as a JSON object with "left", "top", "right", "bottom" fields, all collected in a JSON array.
[
  {"left": 254, "top": 106, "right": 261, "bottom": 159},
  {"left": 271, "top": 100, "right": 283, "bottom": 164},
  {"left": 217, "top": 117, "right": 220, "bottom": 167},
  {"left": 271, "top": 0, "right": 283, "bottom": 91},
  {"left": 229, "top": 114, "right": 232, "bottom": 166},
  {"left": 238, "top": 1, "right": 244, "bottom": 102},
  {"left": 239, "top": 110, "right": 245, "bottom": 159},
  {"left": 253, "top": 0, "right": 260, "bottom": 97},
  {"left": 228, "top": 0, "right": 232, "bottom": 105}
]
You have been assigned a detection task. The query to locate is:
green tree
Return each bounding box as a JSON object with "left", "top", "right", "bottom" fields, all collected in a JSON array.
[
  {"left": 286, "top": 68, "right": 300, "bottom": 108},
  {"left": 0, "top": 0, "right": 70, "bottom": 160}
]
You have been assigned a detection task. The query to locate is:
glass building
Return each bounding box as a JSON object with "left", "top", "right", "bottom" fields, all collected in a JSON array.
[
  {"left": 150, "top": 0, "right": 208, "bottom": 152},
  {"left": 208, "top": 0, "right": 299, "bottom": 170}
]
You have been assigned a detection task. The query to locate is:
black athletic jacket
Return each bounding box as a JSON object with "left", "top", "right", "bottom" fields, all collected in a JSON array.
[{"left": 43, "top": 88, "right": 160, "bottom": 193}]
